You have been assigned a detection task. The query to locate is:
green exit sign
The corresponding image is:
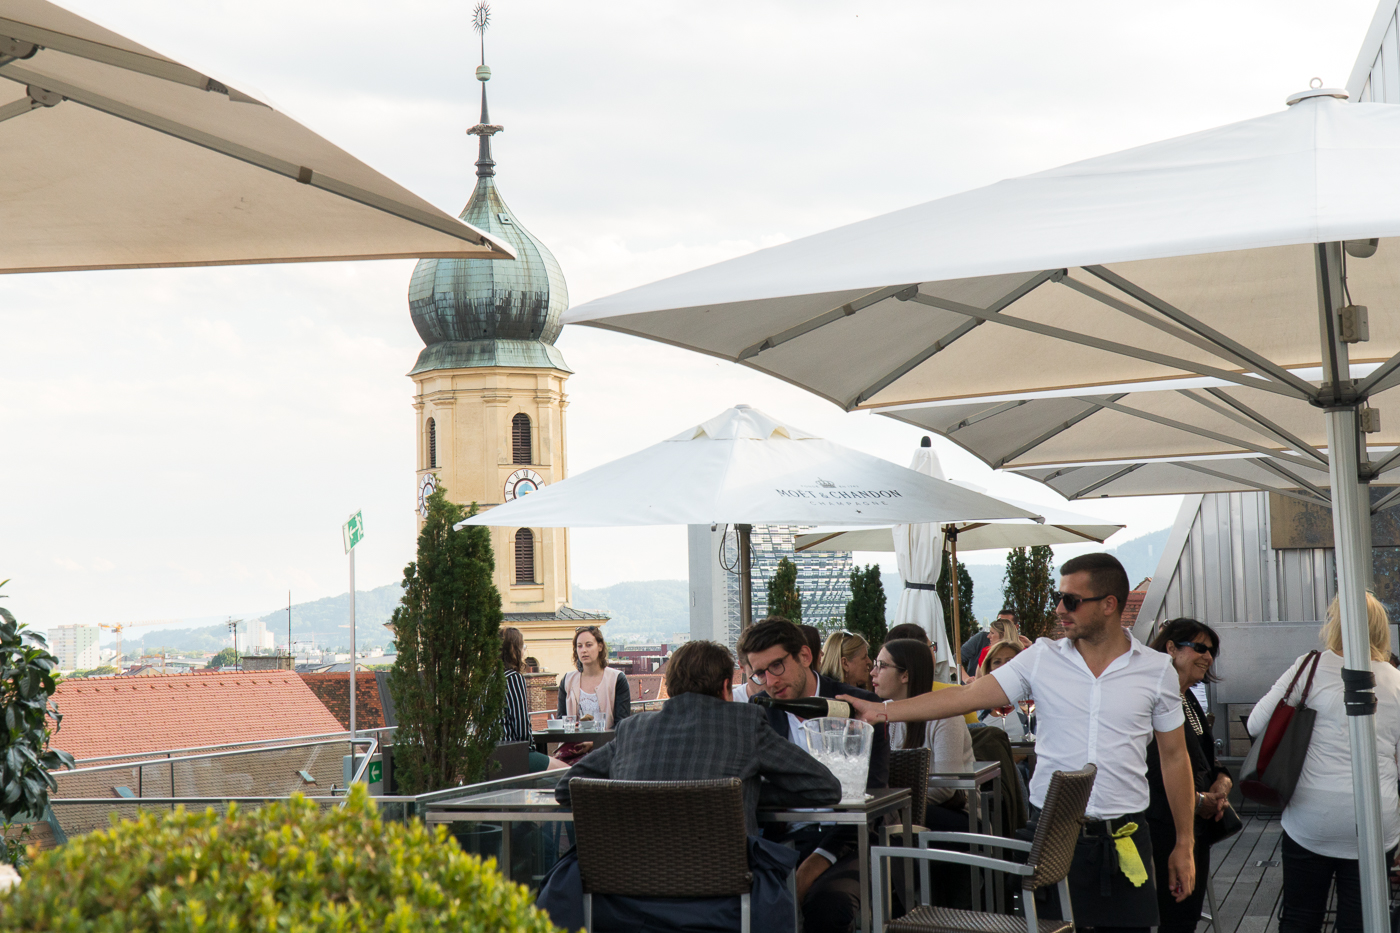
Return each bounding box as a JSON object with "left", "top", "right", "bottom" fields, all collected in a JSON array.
[
  {"left": 343, "top": 511, "right": 364, "bottom": 553},
  {"left": 366, "top": 759, "right": 382, "bottom": 785}
]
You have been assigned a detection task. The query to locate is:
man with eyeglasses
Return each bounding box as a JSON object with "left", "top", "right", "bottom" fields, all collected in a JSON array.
[
  {"left": 842, "top": 553, "right": 1197, "bottom": 933},
  {"left": 738, "top": 617, "right": 890, "bottom": 933}
]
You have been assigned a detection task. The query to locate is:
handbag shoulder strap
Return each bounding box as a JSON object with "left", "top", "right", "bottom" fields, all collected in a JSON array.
[
  {"left": 1281, "top": 651, "right": 1318, "bottom": 704},
  {"left": 1296, "top": 650, "right": 1324, "bottom": 706}
]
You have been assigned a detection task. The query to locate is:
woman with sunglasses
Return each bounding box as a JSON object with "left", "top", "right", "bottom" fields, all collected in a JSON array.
[
  {"left": 819, "top": 630, "right": 873, "bottom": 691},
  {"left": 1248, "top": 593, "right": 1400, "bottom": 933},
  {"left": 870, "top": 638, "right": 974, "bottom": 830},
  {"left": 975, "top": 642, "right": 1030, "bottom": 738},
  {"left": 1142, "top": 619, "right": 1231, "bottom": 933}
]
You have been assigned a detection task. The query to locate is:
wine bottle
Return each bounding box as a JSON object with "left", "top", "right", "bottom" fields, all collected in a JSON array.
[{"left": 752, "top": 695, "right": 852, "bottom": 720}]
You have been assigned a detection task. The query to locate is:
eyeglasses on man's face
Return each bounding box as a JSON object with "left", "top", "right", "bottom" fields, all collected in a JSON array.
[
  {"left": 1051, "top": 591, "right": 1111, "bottom": 612},
  {"left": 749, "top": 654, "right": 793, "bottom": 685},
  {"left": 1175, "top": 640, "right": 1218, "bottom": 657}
]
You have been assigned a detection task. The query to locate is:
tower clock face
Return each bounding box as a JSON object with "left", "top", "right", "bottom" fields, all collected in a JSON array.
[
  {"left": 504, "top": 468, "right": 544, "bottom": 502},
  {"left": 417, "top": 473, "right": 438, "bottom": 518}
]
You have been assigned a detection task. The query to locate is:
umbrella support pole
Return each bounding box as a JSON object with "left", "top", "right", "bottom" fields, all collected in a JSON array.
[
  {"left": 1319, "top": 241, "right": 1387, "bottom": 933},
  {"left": 737, "top": 524, "right": 753, "bottom": 631},
  {"left": 1325, "top": 406, "right": 1388, "bottom": 933}
]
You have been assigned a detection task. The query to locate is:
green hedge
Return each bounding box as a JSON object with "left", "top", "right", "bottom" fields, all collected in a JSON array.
[{"left": 0, "top": 784, "right": 562, "bottom": 932}]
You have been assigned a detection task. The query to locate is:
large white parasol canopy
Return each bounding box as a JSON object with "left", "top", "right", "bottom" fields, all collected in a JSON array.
[
  {"left": 563, "top": 88, "right": 1400, "bottom": 928},
  {"left": 0, "top": 0, "right": 514, "bottom": 271},
  {"left": 454, "top": 405, "right": 1039, "bottom": 530}
]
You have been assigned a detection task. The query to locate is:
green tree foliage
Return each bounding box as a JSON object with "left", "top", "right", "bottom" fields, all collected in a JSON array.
[
  {"left": 766, "top": 557, "right": 802, "bottom": 623},
  {"left": 936, "top": 556, "right": 975, "bottom": 650},
  {"left": 205, "top": 647, "right": 239, "bottom": 669},
  {"left": 0, "top": 784, "right": 562, "bottom": 932},
  {"left": 0, "top": 580, "right": 74, "bottom": 868},
  {"left": 844, "top": 564, "right": 887, "bottom": 647},
  {"left": 388, "top": 485, "right": 505, "bottom": 793},
  {"left": 1002, "top": 545, "right": 1057, "bottom": 641}
]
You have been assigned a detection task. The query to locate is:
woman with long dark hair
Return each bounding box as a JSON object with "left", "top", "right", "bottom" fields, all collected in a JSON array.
[
  {"left": 500, "top": 627, "right": 562, "bottom": 772},
  {"left": 1145, "top": 618, "right": 1233, "bottom": 933},
  {"left": 872, "top": 637, "right": 974, "bottom": 830},
  {"left": 553, "top": 625, "right": 632, "bottom": 766}
]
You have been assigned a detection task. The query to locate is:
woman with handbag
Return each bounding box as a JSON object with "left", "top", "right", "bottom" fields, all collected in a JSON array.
[
  {"left": 1247, "top": 593, "right": 1400, "bottom": 933},
  {"left": 1144, "top": 618, "right": 1234, "bottom": 933}
]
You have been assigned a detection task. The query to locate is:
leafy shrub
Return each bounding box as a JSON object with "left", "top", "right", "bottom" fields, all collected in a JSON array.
[
  {"left": 0, "top": 784, "right": 561, "bottom": 932},
  {"left": 0, "top": 579, "right": 73, "bottom": 868}
]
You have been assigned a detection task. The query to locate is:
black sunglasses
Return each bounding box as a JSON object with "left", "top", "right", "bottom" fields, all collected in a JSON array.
[
  {"left": 1051, "top": 591, "right": 1110, "bottom": 612},
  {"left": 1175, "top": 640, "right": 1218, "bottom": 657}
]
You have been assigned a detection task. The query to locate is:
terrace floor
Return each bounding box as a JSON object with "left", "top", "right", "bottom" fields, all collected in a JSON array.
[{"left": 1199, "top": 810, "right": 1391, "bottom": 933}]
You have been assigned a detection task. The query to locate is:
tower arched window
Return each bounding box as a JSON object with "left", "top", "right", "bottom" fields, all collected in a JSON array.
[
  {"left": 427, "top": 418, "right": 437, "bottom": 469},
  {"left": 515, "top": 528, "right": 536, "bottom": 585},
  {"left": 512, "top": 413, "right": 532, "bottom": 464}
]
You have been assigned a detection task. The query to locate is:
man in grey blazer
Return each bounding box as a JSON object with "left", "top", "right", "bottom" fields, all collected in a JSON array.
[{"left": 555, "top": 639, "right": 841, "bottom": 832}]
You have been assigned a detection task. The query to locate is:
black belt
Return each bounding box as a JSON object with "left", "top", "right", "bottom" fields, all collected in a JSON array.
[
  {"left": 1081, "top": 813, "right": 1141, "bottom": 836},
  {"left": 904, "top": 581, "right": 938, "bottom": 590}
]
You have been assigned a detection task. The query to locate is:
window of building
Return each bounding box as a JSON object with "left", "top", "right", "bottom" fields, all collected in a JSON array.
[
  {"left": 427, "top": 418, "right": 437, "bottom": 469},
  {"left": 512, "top": 413, "right": 531, "bottom": 464},
  {"left": 515, "top": 528, "right": 535, "bottom": 585}
]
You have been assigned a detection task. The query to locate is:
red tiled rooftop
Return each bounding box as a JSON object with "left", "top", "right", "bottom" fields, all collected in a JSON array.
[{"left": 51, "top": 670, "right": 345, "bottom": 762}]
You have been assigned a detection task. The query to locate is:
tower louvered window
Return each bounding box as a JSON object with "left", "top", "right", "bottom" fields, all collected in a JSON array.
[
  {"left": 512, "top": 413, "right": 532, "bottom": 464},
  {"left": 515, "top": 528, "right": 535, "bottom": 585},
  {"left": 427, "top": 418, "right": 437, "bottom": 468}
]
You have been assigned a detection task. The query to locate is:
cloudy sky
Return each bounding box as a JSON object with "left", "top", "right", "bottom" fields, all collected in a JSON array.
[{"left": 1, "top": 0, "right": 1383, "bottom": 635}]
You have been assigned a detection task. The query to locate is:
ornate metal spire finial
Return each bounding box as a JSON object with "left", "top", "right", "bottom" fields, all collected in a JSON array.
[
  {"left": 466, "top": 2, "right": 501, "bottom": 177},
  {"left": 473, "top": 2, "right": 490, "bottom": 65}
]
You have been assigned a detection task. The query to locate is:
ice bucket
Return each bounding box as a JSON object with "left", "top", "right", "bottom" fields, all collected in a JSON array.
[{"left": 801, "top": 717, "right": 874, "bottom": 803}]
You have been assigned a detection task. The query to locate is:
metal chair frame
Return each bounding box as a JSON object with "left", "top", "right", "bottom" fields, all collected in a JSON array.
[{"left": 870, "top": 833, "right": 1073, "bottom": 933}]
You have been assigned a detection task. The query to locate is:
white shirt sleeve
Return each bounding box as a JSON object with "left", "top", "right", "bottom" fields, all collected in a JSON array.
[
  {"left": 1151, "top": 658, "right": 1186, "bottom": 732},
  {"left": 990, "top": 640, "right": 1038, "bottom": 702}
]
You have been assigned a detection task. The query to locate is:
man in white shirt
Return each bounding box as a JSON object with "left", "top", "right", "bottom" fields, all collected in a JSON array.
[{"left": 842, "top": 553, "right": 1197, "bottom": 932}]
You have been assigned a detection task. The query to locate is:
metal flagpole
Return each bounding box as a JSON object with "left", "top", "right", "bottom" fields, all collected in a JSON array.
[
  {"left": 349, "top": 546, "right": 356, "bottom": 740},
  {"left": 1316, "top": 242, "right": 1387, "bottom": 932}
]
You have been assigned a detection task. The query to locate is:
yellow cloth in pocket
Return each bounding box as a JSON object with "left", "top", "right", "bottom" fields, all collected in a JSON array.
[{"left": 1112, "top": 823, "right": 1149, "bottom": 887}]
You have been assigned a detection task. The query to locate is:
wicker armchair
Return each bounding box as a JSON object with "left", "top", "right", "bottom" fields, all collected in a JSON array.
[
  {"left": 570, "top": 777, "right": 755, "bottom": 933},
  {"left": 868, "top": 764, "right": 1096, "bottom": 933},
  {"left": 889, "top": 747, "right": 932, "bottom": 827}
]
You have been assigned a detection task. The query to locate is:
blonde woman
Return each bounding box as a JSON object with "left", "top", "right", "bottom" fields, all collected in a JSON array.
[
  {"left": 976, "top": 642, "right": 1029, "bottom": 737},
  {"left": 1247, "top": 593, "right": 1400, "bottom": 933},
  {"left": 819, "top": 630, "right": 872, "bottom": 690}
]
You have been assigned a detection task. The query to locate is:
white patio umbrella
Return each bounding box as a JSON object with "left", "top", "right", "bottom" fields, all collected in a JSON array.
[
  {"left": 0, "top": 0, "right": 513, "bottom": 270},
  {"left": 456, "top": 405, "right": 1039, "bottom": 627},
  {"left": 563, "top": 88, "right": 1400, "bottom": 927},
  {"left": 796, "top": 444, "right": 1123, "bottom": 682}
]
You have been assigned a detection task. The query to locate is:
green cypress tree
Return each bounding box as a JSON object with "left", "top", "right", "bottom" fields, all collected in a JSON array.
[
  {"left": 844, "top": 564, "right": 887, "bottom": 647},
  {"left": 1001, "top": 545, "right": 1057, "bottom": 641},
  {"left": 766, "top": 557, "right": 802, "bottom": 623},
  {"left": 936, "top": 556, "right": 975, "bottom": 650},
  {"left": 388, "top": 485, "right": 505, "bottom": 793}
]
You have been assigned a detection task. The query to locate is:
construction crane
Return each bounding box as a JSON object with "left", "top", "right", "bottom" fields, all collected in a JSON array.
[{"left": 98, "top": 619, "right": 183, "bottom": 667}]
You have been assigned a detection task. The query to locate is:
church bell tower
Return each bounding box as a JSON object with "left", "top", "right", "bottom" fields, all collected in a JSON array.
[{"left": 406, "top": 6, "right": 603, "bottom": 675}]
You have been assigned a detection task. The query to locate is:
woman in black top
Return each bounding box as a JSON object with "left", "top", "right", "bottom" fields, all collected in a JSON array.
[
  {"left": 1145, "top": 618, "right": 1233, "bottom": 933},
  {"left": 500, "top": 627, "right": 559, "bottom": 772}
]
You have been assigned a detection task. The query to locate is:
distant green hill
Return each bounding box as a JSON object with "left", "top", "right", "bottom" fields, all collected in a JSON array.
[
  {"left": 130, "top": 583, "right": 403, "bottom": 655},
  {"left": 571, "top": 581, "right": 689, "bottom": 641}
]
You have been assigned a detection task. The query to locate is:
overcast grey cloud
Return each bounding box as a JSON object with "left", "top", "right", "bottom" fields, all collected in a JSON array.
[{"left": 0, "top": 0, "right": 1380, "bottom": 634}]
